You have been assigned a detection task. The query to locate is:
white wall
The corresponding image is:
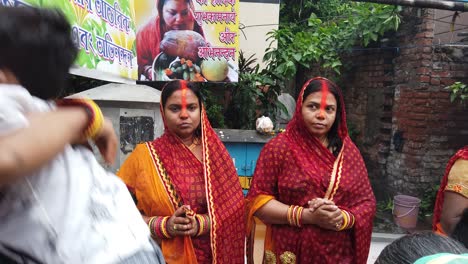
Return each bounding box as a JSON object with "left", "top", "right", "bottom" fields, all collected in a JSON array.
[{"left": 239, "top": 1, "right": 280, "bottom": 69}]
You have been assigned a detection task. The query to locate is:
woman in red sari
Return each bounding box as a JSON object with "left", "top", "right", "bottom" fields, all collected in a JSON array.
[
  {"left": 433, "top": 146, "right": 468, "bottom": 236},
  {"left": 117, "top": 80, "right": 245, "bottom": 263},
  {"left": 136, "top": 0, "right": 204, "bottom": 80},
  {"left": 246, "top": 77, "right": 376, "bottom": 264}
]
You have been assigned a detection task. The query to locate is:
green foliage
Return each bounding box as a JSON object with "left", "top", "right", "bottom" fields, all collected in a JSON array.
[
  {"left": 445, "top": 82, "right": 468, "bottom": 106},
  {"left": 264, "top": 0, "right": 401, "bottom": 85},
  {"left": 377, "top": 197, "right": 394, "bottom": 213},
  {"left": 225, "top": 51, "right": 286, "bottom": 129},
  {"left": 200, "top": 89, "right": 226, "bottom": 128},
  {"left": 419, "top": 184, "right": 440, "bottom": 219}
]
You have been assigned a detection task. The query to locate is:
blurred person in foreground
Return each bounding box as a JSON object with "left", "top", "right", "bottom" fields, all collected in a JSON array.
[
  {"left": 375, "top": 231, "right": 468, "bottom": 264},
  {"left": 0, "top": 6, "right": 164, "bottom": 263}
]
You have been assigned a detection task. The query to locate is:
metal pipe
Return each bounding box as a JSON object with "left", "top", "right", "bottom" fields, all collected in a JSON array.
[{"left": 351, "top": 0, "right": 468, "bottom": 12}]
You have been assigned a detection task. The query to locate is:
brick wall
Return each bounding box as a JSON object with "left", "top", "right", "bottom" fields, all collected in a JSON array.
[{"left": 340, "top": 8, "right": 468, "bottom": 199}]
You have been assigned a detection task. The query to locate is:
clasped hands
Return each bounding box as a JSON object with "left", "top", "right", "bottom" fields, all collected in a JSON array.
[
  {"left": 302, "top": 198, "right": 344, "bottom": 231},
  {"left": 167, "top": 205, "right": 202, "bottom": 237}
]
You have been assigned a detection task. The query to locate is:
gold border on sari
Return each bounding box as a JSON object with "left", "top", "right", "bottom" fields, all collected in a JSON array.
[
  {"left": 324, "top": 142, "right": 345, "bottom": 201},
  {"left": 201, "top": 108, "right": 219, "bottom": 263},
  {"left": 146, "top": 142, "right": 180, "bottom": 209}
]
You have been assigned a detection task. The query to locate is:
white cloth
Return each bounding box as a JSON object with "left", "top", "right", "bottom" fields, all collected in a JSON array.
[{"left": 0, "top": 85, "right": 154, "bottom": 264}]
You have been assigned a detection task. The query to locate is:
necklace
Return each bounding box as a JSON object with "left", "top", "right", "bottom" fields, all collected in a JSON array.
[{"left": 188, "top": 137, "right": 200, "bottom": 151}]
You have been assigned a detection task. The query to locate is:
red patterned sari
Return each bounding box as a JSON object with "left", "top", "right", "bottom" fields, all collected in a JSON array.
[
  {"left": 118, "top": 107, "right": 245, "bottom": 264},
  {"left": 433, "top": 146, "right": 468, "bottom": 234},
  {"left": 246, "top": 78, "right": 376, "bottom": 264}
]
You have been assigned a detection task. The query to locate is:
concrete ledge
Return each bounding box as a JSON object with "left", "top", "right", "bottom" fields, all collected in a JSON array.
[{"left": 372, "top": 232, "right": 404, "bottom": 242}]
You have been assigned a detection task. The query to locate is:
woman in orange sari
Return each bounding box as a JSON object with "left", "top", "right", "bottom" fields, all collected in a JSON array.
[
  {"left": 433, "top": 146, "right": 468, "bottom": 236},
  {"left": 246, "top": 77, "right": 376, "bottom": 264},
  {"left": 117, "top": 80, "right": 245, "bottom": 263}
]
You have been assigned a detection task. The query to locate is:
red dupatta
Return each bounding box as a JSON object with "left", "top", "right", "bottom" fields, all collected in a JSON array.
[
  {"left": 150, "top": 99, "right": 245, "bottom": 263},
  {"left": 433, "top": 146, "right": 468, "bottom": 232},
  {"left": 246, "top": 77, "right": 375, "bottom": 264}
]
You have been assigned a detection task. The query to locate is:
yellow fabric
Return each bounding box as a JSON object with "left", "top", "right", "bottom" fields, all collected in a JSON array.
[
  {"left": 117, "top": 144, "right": 198, "bottom": 264},
  {"left": 246, "top": 194, "right": 274, "bottom": 263},
  {"left": 445, "top": 159, "right": 468, "bottom": 199}
]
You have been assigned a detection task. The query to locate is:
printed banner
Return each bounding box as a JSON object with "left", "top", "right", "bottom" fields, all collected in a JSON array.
[
  {"left": 1, "top": 0, "right": 138, "bottom": 81},
  {"left": 134, "top": 0, "right": 239, "bottom": 82}
]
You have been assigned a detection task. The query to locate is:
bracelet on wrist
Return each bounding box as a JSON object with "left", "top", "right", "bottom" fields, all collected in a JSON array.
[
  {"left": 337, "top": 209, "right": 355, "bottom": 231},
  {"left": 56, "top": 98, "right": 104, "bottom": 140},
  {"left": 287, "top": 205, "right": 304, "bottom": 227}
]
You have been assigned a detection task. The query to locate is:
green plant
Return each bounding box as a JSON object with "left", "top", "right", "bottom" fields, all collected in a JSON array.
[
  {"left": 445, "top": 82, "right": 468, "bottom": 106},
  {"left": 225, "top": 51, "right": 286, "bottom": 129},
  {"left": 377, "top": 197, "right": 394, "bottom": 213},
  {"left": 263, "top": 0, "right": 401, "bottom": 86},
  {"left": 200, "top": 88, "right": 226, "bottom": 128},
  {"left": 419, "top": 184, "right": 440, "bottom": 220}
]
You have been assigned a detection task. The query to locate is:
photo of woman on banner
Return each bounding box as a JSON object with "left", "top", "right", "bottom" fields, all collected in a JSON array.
[{"left": 136, "top": 0, "right": 205, "bottom": 81}]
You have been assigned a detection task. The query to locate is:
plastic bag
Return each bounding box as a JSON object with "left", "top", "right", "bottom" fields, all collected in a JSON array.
[{"left": 256, "top": 116, "right": 274, "bottom": 134}]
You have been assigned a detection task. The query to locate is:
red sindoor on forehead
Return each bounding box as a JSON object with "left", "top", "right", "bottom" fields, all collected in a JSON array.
[
  {"left": 320, "top": 80, "right": 329, "bottom": 114},
  {"left": 181, "top": 80, "right": 187, "bottom": 111}
]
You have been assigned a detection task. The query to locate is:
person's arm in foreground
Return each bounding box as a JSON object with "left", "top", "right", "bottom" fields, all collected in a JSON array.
[
  {"left": 441, "top": 191, "right": 468, "bottom": 234},
  {"left": 0, "top": 108, "right": 117, "bottom": 186}
]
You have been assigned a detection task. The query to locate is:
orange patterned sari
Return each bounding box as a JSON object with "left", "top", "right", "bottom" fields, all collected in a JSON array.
[
  {"left": 433, "top": 146, "right": 468, "bottom": 235},
  {"left": 246, "top": 77, "right": 376, "bottom": 264},
  {"left": 118, "top": 107, "right": 245, "bottom": 264}
]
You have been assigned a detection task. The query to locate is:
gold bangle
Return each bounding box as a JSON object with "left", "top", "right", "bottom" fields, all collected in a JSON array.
[
  {"left": 160, "top": 216, "right": 172, "bottom": 239},
  {"left": 56, "top": 98, "right": 104, "bottom": 140}
]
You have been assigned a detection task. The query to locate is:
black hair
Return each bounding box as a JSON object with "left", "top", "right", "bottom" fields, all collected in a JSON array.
[
  {"left": 161, "top": 80, "right": 202, "bottom": 108},
  {"left": 161, "top": 80, "right": 203, "bottom": 137},
  {"left": 0, "top": 6, "right": 78, "bottom": 99},
  {"left": 302, "top": 79, "right": 343, "bottom": 156},
  {"left": 451, "top": 208, "right": 468, "bottom": 248},
  {"left": 375, "top": 231, "right": 468, "bottom": 264}
]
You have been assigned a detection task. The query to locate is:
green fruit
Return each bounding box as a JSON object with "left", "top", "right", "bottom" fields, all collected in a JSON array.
[{"left": 201, "top": 59, "right": 229, "bottom": 82}]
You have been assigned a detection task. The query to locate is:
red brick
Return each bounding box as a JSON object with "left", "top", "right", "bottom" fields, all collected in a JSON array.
[
  {"left": 421, "top": 60, "right": 432, "bottom": 67},
  {"left": 417, "top": 67, "right": 430, "bottom": 75},
  {"left": 431, "top": 71, "right": 451, "bottom": 78},
  {"left": 419, "top": 75, "right": 431, "bottom": 83},
  {"left": 440, "top": 78, "right": 455, "bottom": 86},
  {"left": 430, "top": 78, "right": 441, "bottom": 86}
]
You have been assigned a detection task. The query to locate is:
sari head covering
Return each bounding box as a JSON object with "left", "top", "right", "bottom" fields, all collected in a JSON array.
[
  {"left": 246, "top": 77, "right": 376, "bottom": 264},
  {"left": 433, "top": 146, "right": 468, "bottom": 234},
  {"left": 118, "top": 81, "right": 244, "bottom": 263},
  {"left": 136, "top": 0, "right": 205, "bottom": 76}
]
